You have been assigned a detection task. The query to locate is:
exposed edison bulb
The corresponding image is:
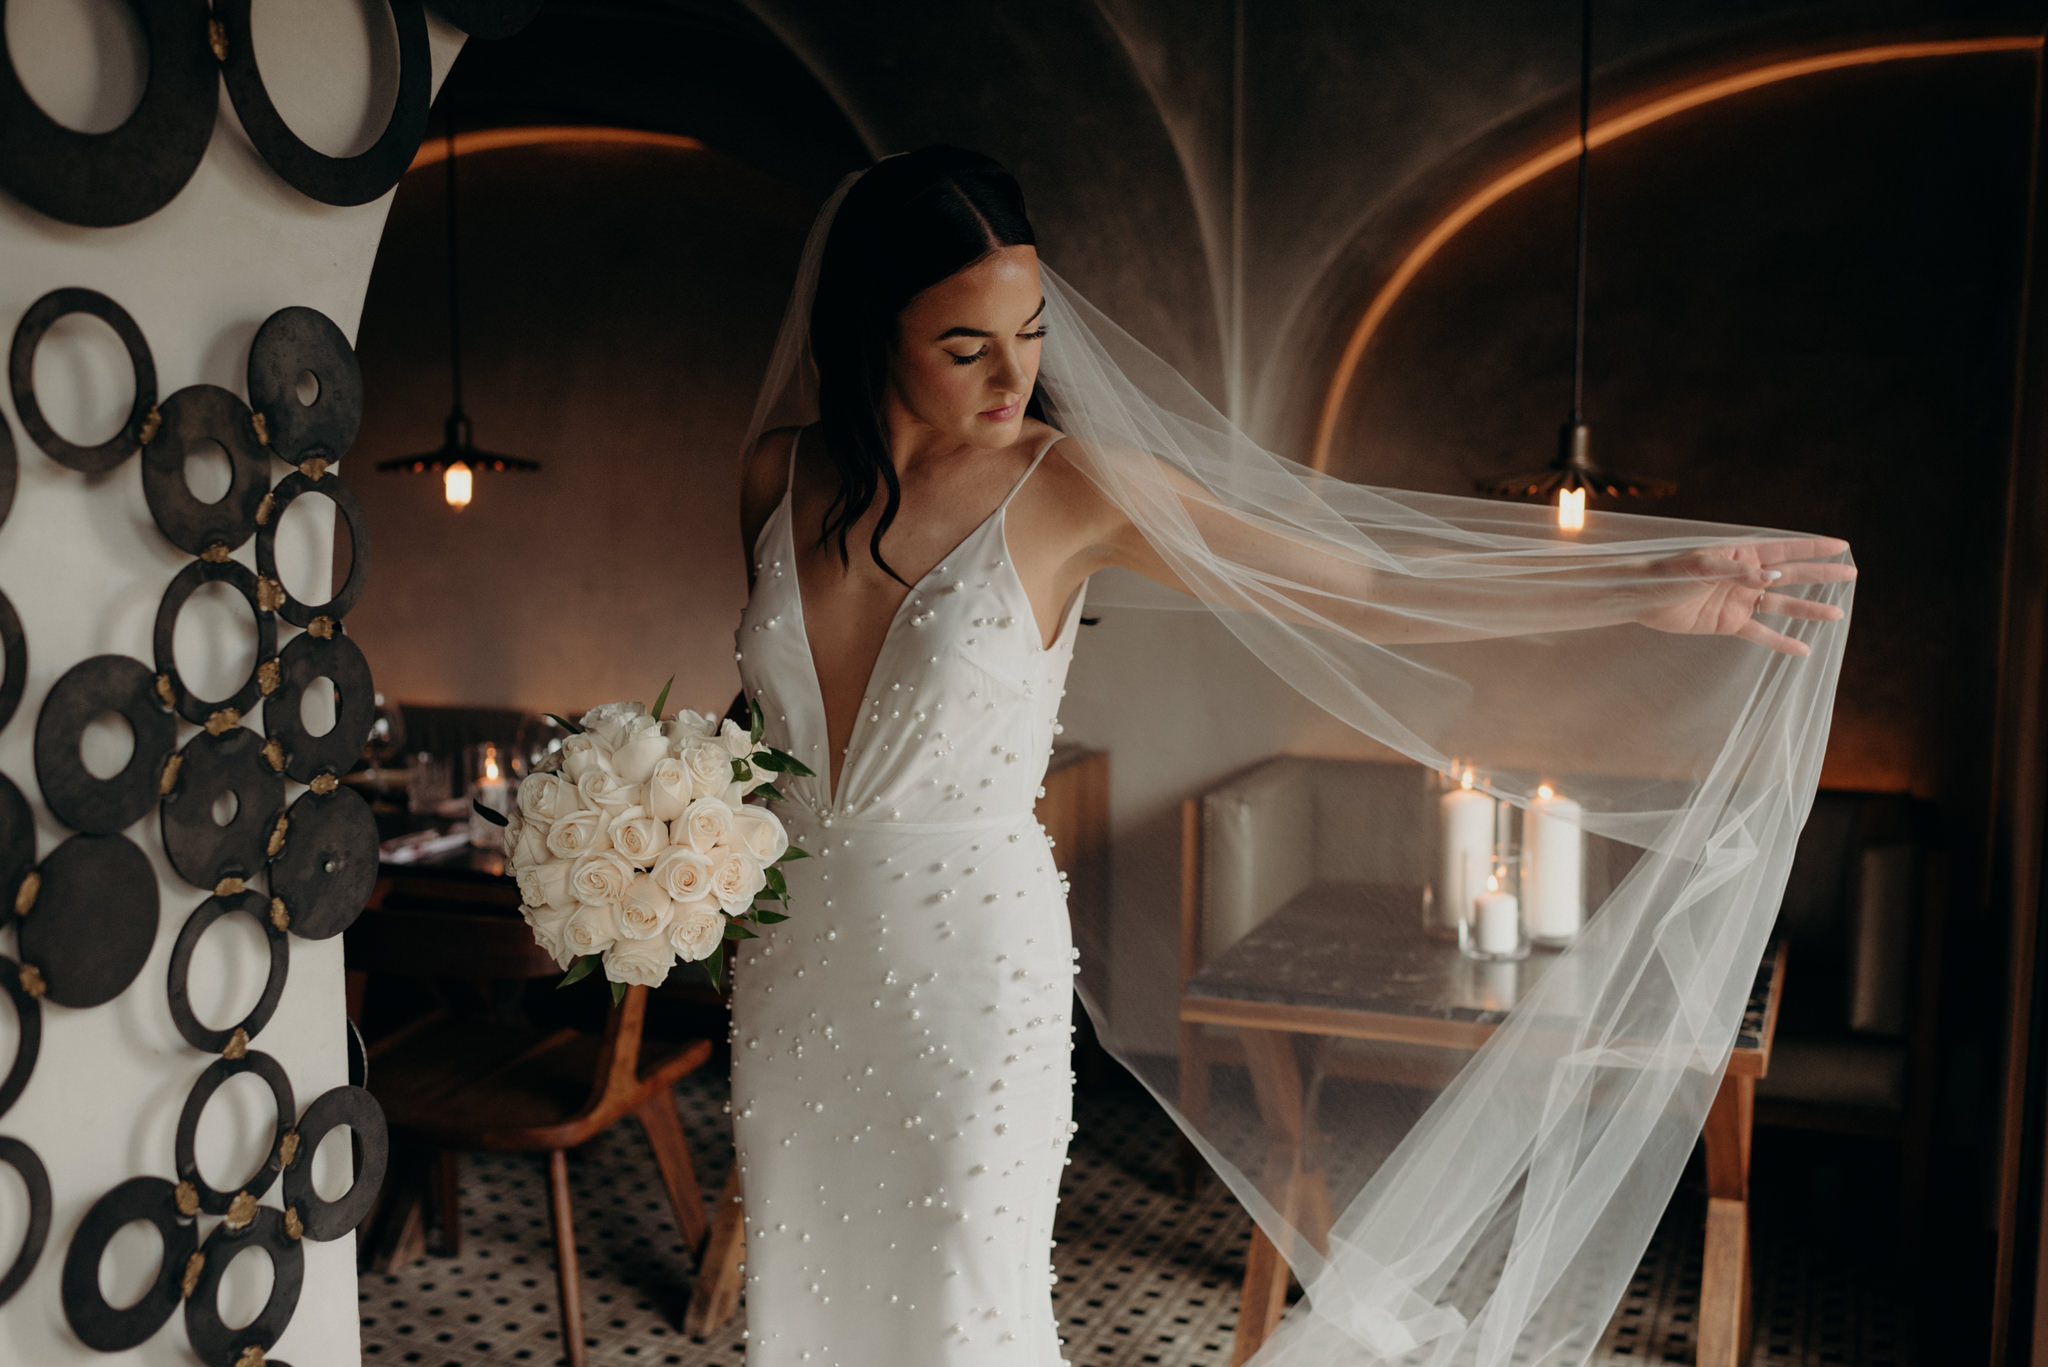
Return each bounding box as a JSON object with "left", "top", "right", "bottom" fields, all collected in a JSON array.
[
  {"left": 444, "top": 461, "right": 473, "bottom": 510},
  {"left": 1556, "top": 487, "right": 1586, "bottom": 531}
]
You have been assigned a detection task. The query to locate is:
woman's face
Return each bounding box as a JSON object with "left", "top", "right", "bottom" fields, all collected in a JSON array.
[{"left": 886, "top": 243, "right": 1045, "bottom": 449}]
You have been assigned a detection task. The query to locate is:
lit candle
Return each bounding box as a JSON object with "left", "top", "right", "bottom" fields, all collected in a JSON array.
[
  {"left": 1524, "top": 783, "right": 1585, "bottom": 943},
  {"left": 1437, "top": 768, "right": 1496, "bottom": 937},
  {"left": 1557, "top": 487, "right": 1585, "bottom": 531},
  {"left": 469, "top": 743, "right": 511, "bottom": 848},
  {"left": 1472, "top": 874, "right": 1521, "bottom": 957}
]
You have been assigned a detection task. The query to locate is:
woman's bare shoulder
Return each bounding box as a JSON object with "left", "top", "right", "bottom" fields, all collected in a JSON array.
[{"left": 739, "top": 425, "right": 805, "bottom": 561}]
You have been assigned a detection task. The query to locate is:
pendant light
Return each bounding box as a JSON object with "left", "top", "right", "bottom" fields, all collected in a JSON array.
[
  {"left": 375, "top": 113, "right": 538, "bottom": 508},
  {"left": 1474, "top": 0, "right": 1673, "bottom": 530}
]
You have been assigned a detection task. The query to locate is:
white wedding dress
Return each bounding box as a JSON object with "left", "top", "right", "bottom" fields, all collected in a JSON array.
[{"left": 730, "top": 426, "right": 1087, "bottom": 1366}]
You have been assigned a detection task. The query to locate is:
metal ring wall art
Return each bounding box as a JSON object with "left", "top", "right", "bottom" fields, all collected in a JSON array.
[
  {"left": 0, "top": 294, "right": 388, "bottom": 1357},
  {"left": 0, "top": 0, "right": 542, "bottom": 227}
]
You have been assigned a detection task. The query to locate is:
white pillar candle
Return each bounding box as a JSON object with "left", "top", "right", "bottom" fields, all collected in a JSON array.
[
  {"left": 1523, "top": 784, "right": 1585, "bottom": 943},
  {"left": 1437, "top": 772, "right": 1496, "bottom": 935},
  {"left": 1473, "top": 878, "right": 1521, "bottom": 957}
]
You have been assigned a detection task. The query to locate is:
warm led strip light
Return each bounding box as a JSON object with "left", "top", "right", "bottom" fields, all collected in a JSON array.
[
  {"left": 406, "top": 125, "right": 706, "bottom": 171},
  {"left": 1310, "top": 35, "right": 2042, "bottom": 472}
]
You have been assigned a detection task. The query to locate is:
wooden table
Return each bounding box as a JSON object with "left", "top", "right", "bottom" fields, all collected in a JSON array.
[{"left": 1179, "top": 881, "right": 1784, "bottom": 1367}]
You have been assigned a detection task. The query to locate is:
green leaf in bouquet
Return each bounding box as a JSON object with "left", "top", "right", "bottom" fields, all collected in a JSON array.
[
  {"left": 752, "top": 908, "right": 790, "bottom": 924},
  {"left": 749, "top": 695, "right": 765, "bottom": 745},
  {"left": 610, "top": 978, "right": 627, "bottom": 1007},
  {"left": 703, "top": 952, "right": 724, "bottom": 993},
  {"left": 557, "top": 955, "right": 598, "bottom": 989},
  {"left": 751, "top": 750, "right": 793, "bottom": 773},
  {"left": 763, "top": 866, "right": 787, "bottom": 899},
  {"left": 752, "top": 784, "right": 786, "bottom": 803},
  {"left": 764, "top": 746, "right": 815, "bottom": 778},
  {"left": 651, "top": 675, "right": 675, "bottom": 722},
  {"left": 546, "top": 713, "right": 585, "bottom": 735},
  {"left": 723, "top": 920, "right": 759, "bottom": 940},
  {"left": 471, "top": 797, "right": 510, "bottom": 827},
  {"left": 774, "top": 846, "right": 811, "bottom": 862},
  {"left": 730, "top": 757, "right": 753, "bottom": 783}
]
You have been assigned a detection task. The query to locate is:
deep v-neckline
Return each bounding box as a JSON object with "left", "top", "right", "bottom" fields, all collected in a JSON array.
[{"left": 770, "top": 433, "right": 1073, "bottom": 808}]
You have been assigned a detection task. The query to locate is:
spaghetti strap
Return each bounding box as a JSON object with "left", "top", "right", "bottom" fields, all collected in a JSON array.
[{"left": 997, "top": 428, "right": 1064, "bottom": 511}]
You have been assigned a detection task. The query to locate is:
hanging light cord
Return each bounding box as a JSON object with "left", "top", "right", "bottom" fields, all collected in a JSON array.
[
  {"left": 1569, "top": 0, "right": 1591, "bottom": 426},
  {"left": 443, "top": 116, "right": 466, "bottom": 426}
]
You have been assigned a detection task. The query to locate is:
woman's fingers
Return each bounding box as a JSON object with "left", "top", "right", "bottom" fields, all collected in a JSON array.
[
  {"left": 1754, "top": 592, "right": 1845, "bottom": 622},
  {"left": 1733, "top": 617, "right": 1812, "bottom": 657},
  {"left": 1748, "top": 535, "right": 1851, "bottom": 563},
  {"left": 1765, "top": 561, "right": 1858, "bottom": 585}
]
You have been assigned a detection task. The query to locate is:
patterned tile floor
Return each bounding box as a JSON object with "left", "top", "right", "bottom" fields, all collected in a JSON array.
[{"left": 358, "top": 1068, "right": 1914, "bottom": 1367}]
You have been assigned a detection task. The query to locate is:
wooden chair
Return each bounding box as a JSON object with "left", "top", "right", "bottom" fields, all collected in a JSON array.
[{"left": 345, "top": 903, "right": 715, "bottom": 1367}]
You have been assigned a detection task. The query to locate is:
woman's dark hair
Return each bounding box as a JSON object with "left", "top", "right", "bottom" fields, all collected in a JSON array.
[{"left": 808, "top": 145, "right": 1045, "bottom": 584}]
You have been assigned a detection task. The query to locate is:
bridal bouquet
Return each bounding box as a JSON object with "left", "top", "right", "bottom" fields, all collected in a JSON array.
[{"left": 475, "top": 681, "right": 811, "bottom": 998}]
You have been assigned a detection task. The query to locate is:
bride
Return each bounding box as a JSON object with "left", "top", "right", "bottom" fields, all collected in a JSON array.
[{"left": 727, "top": 146, "right": 1853, "bottom": 1366}]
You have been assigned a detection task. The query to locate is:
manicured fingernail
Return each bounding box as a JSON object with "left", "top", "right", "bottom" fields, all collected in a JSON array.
[{"left": 1764, "top": 569, "right": 1783, "bottom": 580}]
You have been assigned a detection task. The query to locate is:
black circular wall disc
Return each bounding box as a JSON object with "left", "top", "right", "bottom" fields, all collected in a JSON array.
[
  {"left": 60, "top": 1176, "right": 196, "bottom": 1352},
  {"left": 0, "top": 954, "right": 41, "bottom": 1122},
  {"left": 8, "top": 288, "right": 158, "bottom": 474},
  {"left": 254, "top": 469, "right": 370, "bottom": 628},
  {"left": 152, "top": 559, "right": 278, "bottom": 727},
  {"left": 430, "top": 0, "right": 546, "bottom": 39},
  {"left": 0, "top": 772, "right": 34, "bottom": 918},
  {"left": 166, "top": 890, "right": 289, "bottom": 1054},
  {"left": 160, "top": 726, "right": 286, "bottom": 890},
  {"left": 173, "top": 1050, "right": 294, "bottom": 1215},
  {"left": 265, "top": 629, "right": 374, "bottom": 783},
  {"left": 269, "top": 784, "right": 377, "bottom": 940},
  {"left": 0, "top": 405, "right": 18, "bottom": 527},
  {"left": 283, "top": 1084, "right": 388, "bottom": 1240},
  {"left": 0, "top": 0, "right": 217, "bottom": 227},
  {"left": 216, "top": 0, "right": 430, "bottom": 207},
  {"left": 182, "top": 1203, "right": 304, "bottom": 1365},
  {"left": 140, "top": 384, "right": 272, "bottom": 555},
  {"left": 33, "top": 653, "right": 177, "bottom": 834},
  {"left": 0, "top": 587, "right": 27, "bottom": 736},
  {"left": 247, "top": 307, "right": 363, "bottom": 464},
  {"left": 0, "top": 1137, "right": 49, "bottom": 1308},
  {"left": 17, "top": 833, "right": 158, "bottom": 1009}
]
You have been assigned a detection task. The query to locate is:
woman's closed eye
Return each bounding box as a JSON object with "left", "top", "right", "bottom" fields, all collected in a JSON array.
[{"left": 948, "top": 328, "right": 1049, "bottom": 365}]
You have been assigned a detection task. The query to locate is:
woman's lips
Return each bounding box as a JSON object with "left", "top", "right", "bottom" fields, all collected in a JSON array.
[{"left": 979, "top": 400, "right": 1020, "bottom": 420}]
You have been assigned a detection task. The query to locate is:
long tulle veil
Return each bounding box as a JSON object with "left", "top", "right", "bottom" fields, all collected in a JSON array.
[{"left": 742, "top": 167, "right": 1853, "bottom": 1366}]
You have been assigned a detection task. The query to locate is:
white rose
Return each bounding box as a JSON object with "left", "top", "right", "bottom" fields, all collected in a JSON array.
[
  {"left": 603, "top": 934, "right": 675, "bottom": 988},
  {"left": 681, "top": 740, "right": 736, "bottom": 800},
  {"left": 512, "top": 818, "right": 552, "bottom": 870},
  {"left": 569, "top": 849, "right": 635, "bottom": 906},
  {"left": 709, "top": 846, "right": 766, "bottom": 914},
  {"left": 664, "top": 708, "right": 714, "bottom": 741},
  {"left": 645, "top": 756, "right": 695, "bottom": 823},
  {"left": 607, "top": 806, "right": 667, "bottom": 866},
  {"left": 518, "top": 771, "right": 575, "bottom": 822},
  {"left": 521, "top": 900, "right": 578, "bottom": 969},
  {"left": 545, "top": 808, "right": 610, "bottom": 859},
  {"left": 576, "top": 768, "right": 639, "bottom": 818},
  {"left": 717, "top": 718, "right": 754, "bottom": 759},
  {"left": 612, "top": 728, "right": 670, "bottom": 784},
  {"left": 560, "top": 731, "right": 612, "bottom": 781},
  {"left": 580, "top": 699, "right": 648, "bottom": 736},
  {"left": 728, "top": 804, "right": 789, "bottom": 864},
  {"left": 617, "top": 871, "right": 678, "bottom": 940},
  {"left": 516, "top": 857, "right": 576, "bottom": 913},
  {"left": 564, "top": 898, "right": 621, "bottom": 957},
  {"left": 667, "top": 901, "right": 727, "bottom": 962},
  {"left": 680, "top": 796, "right": 734, "bottom": 853},
  {"left": 651, "top": 845, "right": 714, "bottom": 903}
]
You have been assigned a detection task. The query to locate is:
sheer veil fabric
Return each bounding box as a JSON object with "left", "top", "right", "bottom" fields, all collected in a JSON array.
[{"left": 741, "top": 168, "right": 1853, "bottom": 1366}]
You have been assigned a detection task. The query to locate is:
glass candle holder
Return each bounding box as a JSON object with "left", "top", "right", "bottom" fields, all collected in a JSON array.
[
  {"left": 1462, "top": 847, "right": 1529, "bottom": 962},
  {"left": 467, "top": 741, "right": 513, "bottom": 849}
]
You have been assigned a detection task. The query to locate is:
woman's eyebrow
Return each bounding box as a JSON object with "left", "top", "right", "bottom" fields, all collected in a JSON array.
[{"left": 935, "top": 298, "right": 1047, "bottom": 341}]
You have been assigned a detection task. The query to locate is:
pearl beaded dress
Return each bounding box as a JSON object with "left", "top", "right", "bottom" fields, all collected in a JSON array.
[{"left": 730, "top": 428, "right": 1086, "bottom": 1366}]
